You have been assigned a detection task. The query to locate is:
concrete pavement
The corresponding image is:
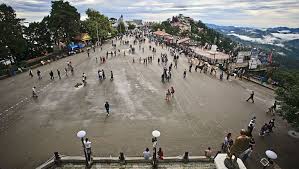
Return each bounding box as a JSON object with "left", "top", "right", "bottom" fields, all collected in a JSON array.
[{"left": 0, "top": 37, "right": 298, "bottom": 169}]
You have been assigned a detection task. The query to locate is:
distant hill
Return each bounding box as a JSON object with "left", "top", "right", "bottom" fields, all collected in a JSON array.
[
  {"left": 207, "top": 24, "right": 299, "bottom": 68},
  {"left": 151, "top": 16, "right": 299, "bottom": 69}
]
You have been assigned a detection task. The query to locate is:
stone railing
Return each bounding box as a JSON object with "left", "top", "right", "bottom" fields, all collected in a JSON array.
[{"left": 36, "top": 152, "right": 214, "bottom": 169}]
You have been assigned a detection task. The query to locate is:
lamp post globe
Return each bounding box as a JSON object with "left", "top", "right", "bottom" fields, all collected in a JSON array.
[
  {"left": 77, "top": 130, "right": 86, "bottom": 138},
  {"left": 152, "top": 130, "right": 160, "bottom": 138}
]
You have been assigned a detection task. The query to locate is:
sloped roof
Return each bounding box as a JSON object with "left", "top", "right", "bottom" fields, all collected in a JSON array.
[
  {"left": 74, "top": 33, "right": 91, "bottom": 41},
  {"left": 153, "top": 30, "right": 170, "bottom": 36},
  {"left": 177, "top": 38, "right": 190, "bottom": 44}
]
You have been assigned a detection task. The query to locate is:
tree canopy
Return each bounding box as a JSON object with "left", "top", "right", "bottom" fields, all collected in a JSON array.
[
  {"left": 49, "top": 0, "right": 80, "bottom": 44},
  {"left": 0, "top": 3, "right": 26, "bottom": 63},
  {"left": 128, "top": 23, "right": 136, "bottom": 30},
  {"left": 83, "top": 8, "right": 112, "bottom": 41},
  {"left": 24, "top": 16, "right": 53, "bottom": 59},
  {"left": 117, "top": 21, "right": 126, "bottom": 34},
  {"left": 274, "top": 70, "right": 299, "bottom": 130}
]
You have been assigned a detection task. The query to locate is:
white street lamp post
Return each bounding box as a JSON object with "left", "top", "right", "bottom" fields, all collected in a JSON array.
[
  {"left": 152, "top": 130, "right": 160, "bottom": 168},
  {"left": 76, "top": 130, "right": 89, "bottom": 166}
]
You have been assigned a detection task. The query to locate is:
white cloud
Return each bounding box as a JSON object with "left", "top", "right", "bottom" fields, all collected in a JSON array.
[
  {"left": 2, "top": 0, "right": 299, "bottom": 28},
  {"left": 68, "top": 0, "right": 105, "bottom": 5},
  {"left": 228, "top": 32, "right": 299, "bottom": 47},
  {"left": 271, "top": 33, "right": 299, "bottom": 41},
  {"left": 16, "top": 11, "right": 49, "bottom": 22}
]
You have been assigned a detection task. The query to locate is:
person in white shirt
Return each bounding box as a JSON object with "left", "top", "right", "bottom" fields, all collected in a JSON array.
[
  {"left": 143, "top": 148, "right": 151, "bottom": 160},
  {"left": 84, "top": 138, "right": 92, "bottom": 161},
  {"left": 32, "top": 86, "right": 38, "bottom": 97},
  {"left": 247, "top": 117, "right": 256, "bottom": 136},
  {"left": 222, "top": 133, "right": 232, "bottom": 152},
  {"left": 248, "top": 116, "right": 256, "bottom": 128}
]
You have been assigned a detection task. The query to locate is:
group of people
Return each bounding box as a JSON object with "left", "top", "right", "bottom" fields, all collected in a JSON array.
[
  {"left": 29, "top": 64, "right": 73, "bottom": 81},
  {"left": 222, "top": 130, "right": 255, "bottom": 163},
  {"left": 259, "top": 118, "right": 276, "bottom": 136},
  {"left": 158, "top": 53, "right": 168, "bottom": 65},
  {"left": 165, "top": 87, "right": 175, "bottom": 101},
  {"left": 97, "top": 69, "right": 113, "bottom": 81},
  {"left": 30, "top": 60, "right": 76, "bottom": 97},
  {"left": 138, "top": 56, "right": 154, "bottom": 65},
  {"left": 143, "top": 147, "right": 164, "bottom": 160},
  {"left": 220, "top": 115, "right": 277, "bottom": 163},
  {"left": 161, "top": 64, "right": 172, "bottom": 83}
]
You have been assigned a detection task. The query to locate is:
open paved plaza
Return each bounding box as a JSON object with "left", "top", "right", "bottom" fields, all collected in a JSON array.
[{"left": 0, "top": 37, "right": 298, "bottom": 169}]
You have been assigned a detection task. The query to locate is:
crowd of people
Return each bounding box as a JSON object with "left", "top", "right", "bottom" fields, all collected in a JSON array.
[{"left": 24, "top": 29, "right": 281, "bottom": 167}]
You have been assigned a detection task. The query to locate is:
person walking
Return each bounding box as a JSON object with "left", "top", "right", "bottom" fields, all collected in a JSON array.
[
  {"left": 158, "top": 147, "right": 164, "bottom": 160},
  {"left": 246, "top": 91, "right": 255, "bottom": 103},
  {"left": 98, "top": 70, "right": 103, "bottom": 80},
  {"left": 57, "top": 69, "right": 61, "bottom": 79},
  {"left": 82, "top": 73, "right": 87, "bottom": 86},
  {"left": 84, "top": 138, "right": 92, "bottom": 161},
  {"left": 49, "top": 70, "right": 54, "bottom": 80},
  {"left": 267, "top": 101, "right": 277, "bottom": 116},
  {"left": 220, "top": 71, "right": 223, "bottom": 81},
  {"left": 110, "top": 71, "right": 113, "bottom": 81},
  {"left": 70, "top": 66, "right": 74, "bottom": 75},
  {"left": 170, "top": 86, "right": 175, "bottom": 97},
  {"left": 189, "top": 64, "right": 192, "bottom": 72},
  {"left": 32, "top": 86, "right": 38, "bottom": 97},
  {"left": 268, "top": 119, "right": 275, "bottom": 132},
  {"left": 143, "top": 148, "right": 151, "bottom": 160},
  {"left": 102, "top": 69, "right": 106, "bottom": 79},
  {"left": 29, "top": 69, "right": 33, "bottom": 77},
  {"left": 165, "top": 89, "right": 171, "bottom": 101},
  {"left": 183, "top": 69, "right": 187, "bottom": 78},
  {"left": 105, "top": 101, "right": 110, "bottom": 116},
  {"left": 87, "top": 49, "right": 90, "bottom": 57},
  {"left": 65, "top": 68, "right": 68, "bottom": 77},
  {"left": 247, "top": 116, "right": 256, "bottom": 136},
  {"left": 37, "top": 70, "right": 42, "bottom": 79}
]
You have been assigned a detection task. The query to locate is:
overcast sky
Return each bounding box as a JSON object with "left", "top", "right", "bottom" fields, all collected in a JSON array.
[{"left": 2, "top": 0, "right": 299, "bottom": 28}]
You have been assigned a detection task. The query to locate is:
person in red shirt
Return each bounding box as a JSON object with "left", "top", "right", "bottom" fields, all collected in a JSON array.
[{"left": 158, "top": 147, "right": 164, "bottom": 160}]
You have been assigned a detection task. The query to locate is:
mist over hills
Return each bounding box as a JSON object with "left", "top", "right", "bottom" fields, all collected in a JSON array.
[{"left": 206, "top": 24, "right": 299, "bottom": 68}]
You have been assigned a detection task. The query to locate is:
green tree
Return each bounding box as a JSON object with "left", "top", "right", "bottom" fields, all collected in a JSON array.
[
  {"left": 49, "top": 0, "right": 80, "bottom": 44},
  {"left": 274, "top": 70, "right": 299, "bottom": 130},
  {"left": 0, "top": 3, "right": 26, "bottom": 64},
  {"left": 83, "top": 8, "right": 112, "bottom": 41},
  {"left": 109, "top": 17, "right": 117, "bottom": 24},
  {"left": 24, "top": 16, "right": 53, "bottom": 58},
  {"left": 117, "top": 21, "right": 126, "bottom": 34},
  {"left": 128, "top": 23, "right": 136, "bottom": 30}
]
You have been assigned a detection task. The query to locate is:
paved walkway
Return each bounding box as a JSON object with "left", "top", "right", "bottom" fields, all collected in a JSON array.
[{"left": 0, "top": 36, "right": 298, "bottom": 169}]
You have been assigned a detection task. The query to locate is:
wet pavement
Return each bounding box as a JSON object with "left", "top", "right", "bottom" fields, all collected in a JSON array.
[{"left": 0, "top": 37, "right": 298, "bottom": 169}]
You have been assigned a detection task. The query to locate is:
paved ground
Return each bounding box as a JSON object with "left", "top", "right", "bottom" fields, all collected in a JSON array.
[{"left": 0, "top": 37, "right": 298, "bottom": 169}]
